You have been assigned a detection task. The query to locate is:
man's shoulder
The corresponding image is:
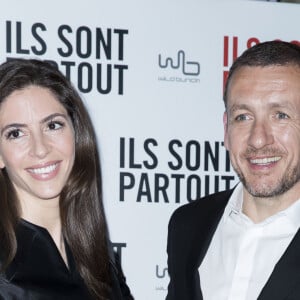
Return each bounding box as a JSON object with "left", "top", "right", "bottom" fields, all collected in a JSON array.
[{"left": 169, "top": 189, "right": 234, "bottom": 228}]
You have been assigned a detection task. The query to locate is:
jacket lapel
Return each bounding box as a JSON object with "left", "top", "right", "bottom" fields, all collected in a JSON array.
[
  {"left": 189, "top": 189, "right": 234, "bottom": 297},
  {"left": 194, "top": 189, "right": 234, "bottom": 268},
  {"left": 167, "top": 189, "right": 234, "bottom": 300},
  {"left": 258, "top": 228, "right": 300, "bottom": 300}
]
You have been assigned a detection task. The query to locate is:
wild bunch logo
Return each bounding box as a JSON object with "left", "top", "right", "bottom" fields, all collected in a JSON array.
[
  {"left": 155, "top": 265, "right": 168, "bottom": 292},
  {"left": 158, "top": 50, "right": 200, "bottom": 83}
]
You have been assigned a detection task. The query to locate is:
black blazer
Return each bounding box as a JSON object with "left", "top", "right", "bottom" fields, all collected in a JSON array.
[{"left": 166, "top": 189, "right": 300, "bottom": 300}]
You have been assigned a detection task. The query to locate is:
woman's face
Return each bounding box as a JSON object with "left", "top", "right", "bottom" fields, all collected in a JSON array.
[{"left": 0, "top": 85, "right": 75, "bottom": 204}]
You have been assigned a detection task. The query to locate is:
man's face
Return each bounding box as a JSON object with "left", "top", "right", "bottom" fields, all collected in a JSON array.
[{"left": 224, "top": 65, "right": 300, "bottom": 198}]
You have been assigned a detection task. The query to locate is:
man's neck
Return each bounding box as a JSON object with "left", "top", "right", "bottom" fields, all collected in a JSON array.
[{"left": 242, "top": 188, "right": 300, "bottom": 223}]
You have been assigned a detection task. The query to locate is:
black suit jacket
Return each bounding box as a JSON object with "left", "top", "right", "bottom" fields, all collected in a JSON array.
[{"left": 166, "top": 189, "right": 300, "bottom": 300}]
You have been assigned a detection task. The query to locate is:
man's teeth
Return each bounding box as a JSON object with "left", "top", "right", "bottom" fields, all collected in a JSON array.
[
  {"left": 250, "top": 157, "right": 281, "bottom": 164},
  {"left": 29, "top": 164, "right": 57, "bottom": 174}
]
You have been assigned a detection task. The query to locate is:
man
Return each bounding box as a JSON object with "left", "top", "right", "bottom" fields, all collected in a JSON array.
[{"left": 166, "top": 41, "right": 300, "bottom": 300}]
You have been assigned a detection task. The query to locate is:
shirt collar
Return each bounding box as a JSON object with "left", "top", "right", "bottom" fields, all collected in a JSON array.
[
  {"left": 224, "top": 182, "right": 300, "bottom": 229},
  {"left": 283, "top": 195, "right": 300, "bottom": 229},
  {"left": 224, "top": 182, "right": 243, "bottom": 221}
]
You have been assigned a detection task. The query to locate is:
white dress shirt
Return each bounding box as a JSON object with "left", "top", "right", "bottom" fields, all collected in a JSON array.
[{"left": 199, "top": 183, "right": 300, "bottom": 300}]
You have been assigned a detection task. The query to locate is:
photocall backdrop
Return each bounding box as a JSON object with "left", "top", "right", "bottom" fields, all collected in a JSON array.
[{"left": 1, "top": 0, "right": 300, "bottom": 299}]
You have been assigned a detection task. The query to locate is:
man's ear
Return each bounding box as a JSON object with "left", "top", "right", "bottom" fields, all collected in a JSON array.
[{"left": 223, "top": 111, "right": 229, "bottom": 150}]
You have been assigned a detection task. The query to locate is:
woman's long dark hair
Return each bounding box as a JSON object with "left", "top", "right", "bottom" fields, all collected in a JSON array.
[{"left": 0, "top": 58, "right": 111, "bottom": 299}]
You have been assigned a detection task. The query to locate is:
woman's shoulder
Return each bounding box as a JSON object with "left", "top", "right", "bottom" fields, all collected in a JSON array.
[
  {"left": 108, "top": 242, "right": 134, "bottom": 300},
  {"left": 0, "top": 280, "right": 34, "bottom": 300}
]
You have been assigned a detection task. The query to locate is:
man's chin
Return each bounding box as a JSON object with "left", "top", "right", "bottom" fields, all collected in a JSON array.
[{"left": 243, "top": 180, "right": 283, "bottom": 198}]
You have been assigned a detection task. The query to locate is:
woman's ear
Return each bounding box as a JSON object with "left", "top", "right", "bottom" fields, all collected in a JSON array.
[{"left": 0, "top": 155, "right": 5, "bottom": 169}]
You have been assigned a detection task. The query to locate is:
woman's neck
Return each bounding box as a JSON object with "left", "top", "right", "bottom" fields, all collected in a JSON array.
[{"left": 20, "top": 197, "right": 68, "bottom": 267}]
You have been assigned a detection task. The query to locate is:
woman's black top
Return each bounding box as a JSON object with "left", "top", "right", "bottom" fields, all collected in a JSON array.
[{"left": 0, "top": 220, "right": 133, "bottom": 300}]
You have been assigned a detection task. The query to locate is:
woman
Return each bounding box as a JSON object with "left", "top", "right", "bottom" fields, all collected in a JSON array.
[{"left": 0, "top": 58, "right": 133, "bottom": 299}]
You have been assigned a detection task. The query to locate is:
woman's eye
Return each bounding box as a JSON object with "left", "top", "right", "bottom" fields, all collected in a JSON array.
[
  {"left": 48, "top": 121, "right": 64, "bottom": 130},
  {"left": 6, "top": 129, "right": 24, "bottom": 140}
]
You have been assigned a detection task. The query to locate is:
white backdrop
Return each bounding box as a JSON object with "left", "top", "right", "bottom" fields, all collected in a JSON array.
[{"left": 1, "top": 0, "right": 300, "bottom": 299}]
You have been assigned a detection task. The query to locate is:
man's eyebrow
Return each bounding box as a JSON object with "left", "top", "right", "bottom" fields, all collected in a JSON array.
[
  {"left": 229, "top": 102, "right": 290, "bottom": 113},
  {"left": 228, "top": 104, "right": 250, "bottom": 114}
]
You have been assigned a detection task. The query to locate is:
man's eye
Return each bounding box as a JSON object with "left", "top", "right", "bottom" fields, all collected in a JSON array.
[
  {"left": 276, "top": 112, "right": 289, "bottom": 119},
  {"left": 48, "top": 121, "right": 64, "bottom": 130},
  {"left": 235, "top": 114, "right": 249, "bottom": 121},
  {"left": 6, "top": 129, "right": 24, "bottom": 140}
]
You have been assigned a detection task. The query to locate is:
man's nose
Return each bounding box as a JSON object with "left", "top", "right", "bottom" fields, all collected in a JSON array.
[{"left": 248, "top": 119, "right": 274, "bottom": 149}]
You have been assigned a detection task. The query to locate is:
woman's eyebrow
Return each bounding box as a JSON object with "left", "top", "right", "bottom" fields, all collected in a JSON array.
[
  {"left": 0, "top": 113, "right": 68, "bottom": 136},
  {"left": 40, "top": 113, "right": 68, "bottom": 124},
  {"left": 0, "top": 123, "right": 26, "bottom": 136}
]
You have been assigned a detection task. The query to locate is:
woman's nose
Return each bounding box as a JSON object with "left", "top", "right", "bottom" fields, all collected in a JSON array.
[{"left": 29, "top": 132, "right": 50, "bottom": 158}]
